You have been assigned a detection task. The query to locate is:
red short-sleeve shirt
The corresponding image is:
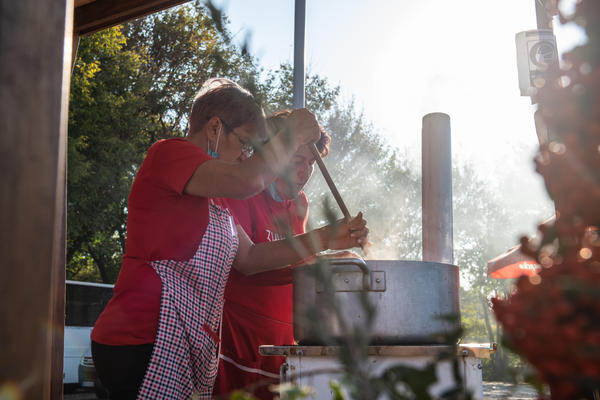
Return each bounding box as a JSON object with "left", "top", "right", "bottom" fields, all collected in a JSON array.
[
  {"left": 92, "top": 138, "right": 212, "bottom": 345},
  {"left": 223, "top": 191, "right": 308, "bottom": 322}
]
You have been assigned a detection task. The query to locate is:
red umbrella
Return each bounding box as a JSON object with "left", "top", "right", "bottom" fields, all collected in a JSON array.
[
  {"left": 487, "top": 244, "right": 541, "bottom": 279},
  {"left": 487, "top": 216, "right": 556, "bottom": 279}
]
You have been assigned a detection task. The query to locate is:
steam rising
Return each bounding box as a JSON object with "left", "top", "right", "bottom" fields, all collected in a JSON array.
[{"left": 304, "top": 103, "right": 553, "bottom": 284}]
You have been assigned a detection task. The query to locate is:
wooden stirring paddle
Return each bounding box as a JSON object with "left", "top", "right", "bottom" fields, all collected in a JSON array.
[
  {"left": 309, "top": 144, "right": 369, "bottom": 255},
  {"left": 309, "top": 144, "right": 351, "bottom": 220}
]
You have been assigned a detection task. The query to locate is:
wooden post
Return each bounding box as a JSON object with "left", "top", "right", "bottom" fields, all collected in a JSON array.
[{"left": 0, "top": 0, "right": 73, "bottom": 399}]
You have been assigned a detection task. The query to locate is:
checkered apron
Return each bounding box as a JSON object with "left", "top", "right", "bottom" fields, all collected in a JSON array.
[{"left": 137, "top": 202, "right": 238, "bottom": 399}]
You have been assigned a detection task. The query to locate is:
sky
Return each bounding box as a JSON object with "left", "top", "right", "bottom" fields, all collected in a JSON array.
[{"left": 212, "top": 0, "right": 585, "bottom": 236}]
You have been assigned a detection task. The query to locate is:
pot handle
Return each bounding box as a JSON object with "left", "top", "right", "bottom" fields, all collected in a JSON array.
[
  {"left": 329, "top": 258, "right": 371, "bottom": 290},
  {"left": 329, "top": 257, "right": 370, "bottom": 274}
]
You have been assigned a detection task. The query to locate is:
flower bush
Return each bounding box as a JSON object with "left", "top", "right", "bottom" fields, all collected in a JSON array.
[{"left": 492, "top": 0, "right": 600, "bottom": 398}]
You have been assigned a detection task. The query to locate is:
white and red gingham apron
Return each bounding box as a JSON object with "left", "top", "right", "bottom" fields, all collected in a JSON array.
[{"left": 137, "top": 201, "right": 238, "bottom": 399}]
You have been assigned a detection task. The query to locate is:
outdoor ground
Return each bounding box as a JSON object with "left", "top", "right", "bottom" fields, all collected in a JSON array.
[{"left": 64, "top": 381, "right": 540, "bottom": 399}]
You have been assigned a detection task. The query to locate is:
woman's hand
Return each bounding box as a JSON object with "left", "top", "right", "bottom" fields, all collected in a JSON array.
[
  {"left": 287, "top": 108, "right": 320, "bottom": 146},
  {"left": 233, "top": 214, "right": 368, "bottom": 276},
  {"left": 321, "top": 212, "right": 369, "bottom": 250}
]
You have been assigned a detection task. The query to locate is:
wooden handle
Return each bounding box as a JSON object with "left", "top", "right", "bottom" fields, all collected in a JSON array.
[{"left": 309, "top": 144, "right": 351, "bottom": 220}]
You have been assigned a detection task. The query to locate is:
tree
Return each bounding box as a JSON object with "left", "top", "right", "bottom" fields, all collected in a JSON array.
[
  {"left": 121, "top": 2, "right": 267, "bottom": 140},
  {"left": 68, "top": 3, "right": 267, "bottom": 283},
  {"left": 304, "top": 102, "right": 422, "bottom": 260},
  {"left": 68, "top": 26, "right": 155, "bottom": 282},
  {"left": 261, "top": 63, "right": 340, "bottom": 118}
]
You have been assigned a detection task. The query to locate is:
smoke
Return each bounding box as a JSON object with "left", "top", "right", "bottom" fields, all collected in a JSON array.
[
  {"left": 304, "top": 104, "right": 422, "bottom": 261},
  {"left": 304, "top": 103, "right": 553, "bottom": 279}
]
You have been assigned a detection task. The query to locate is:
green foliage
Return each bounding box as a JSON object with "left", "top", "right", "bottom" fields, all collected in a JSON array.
[
  {"left": 226, "top": 390, "right": 258, "bottom": 400},
  {"left": 329, "top": 381, "right": 347, "bottom": 400},
  {"left": 67, "top": 3, "right": 356, "bottom": 284},
  {"left": 68, "top": 26, "right": 153, "bottom": 283},
  {"left": 368, "top": 317, "right": 472, "bottom": 400},
  {"left": 67, "top": 4, "right": 263, "bottom": 283},
  {"left": 262, "top": 63, "right": 340, "bottom": 118},
  {"left": 122, "top": 2, "right": 265, "bottom": 138},
  {"left": 271, "top": 383, "right": 314, "bottom": 400}
]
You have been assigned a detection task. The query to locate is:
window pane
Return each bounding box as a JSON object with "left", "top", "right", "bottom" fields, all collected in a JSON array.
[{"left": 65, "top": 284, "right": 113, "bottom": 326}]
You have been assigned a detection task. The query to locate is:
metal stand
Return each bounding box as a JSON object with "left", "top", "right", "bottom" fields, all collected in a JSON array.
[{"left": 260, "top": 344, "right": 495, "bottom": 400}]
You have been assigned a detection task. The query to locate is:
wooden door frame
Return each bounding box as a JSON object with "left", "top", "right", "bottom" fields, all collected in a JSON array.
[{"left": 0, "top": 1, "right": 190, "bottom": 398}]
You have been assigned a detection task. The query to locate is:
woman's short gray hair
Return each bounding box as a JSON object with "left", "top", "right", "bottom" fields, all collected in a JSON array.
[
  {"left": 194, "top": 78, "right": 242, "bottom": 100},
  {"left": 189, "top": 78, "right": 266, "bottom": 139}
]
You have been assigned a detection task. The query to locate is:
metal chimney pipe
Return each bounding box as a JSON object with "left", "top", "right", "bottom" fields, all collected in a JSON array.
[
  {"left": 292, "top": 0, "right": 306, "bottom": 109},
  {"left": 422, "top": 113, "right": 454, "bottom": 264}
]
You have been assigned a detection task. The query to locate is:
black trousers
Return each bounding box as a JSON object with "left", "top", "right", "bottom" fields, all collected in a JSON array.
[{"left": 91, "top": 341, "right": 153, "bottom": 400}]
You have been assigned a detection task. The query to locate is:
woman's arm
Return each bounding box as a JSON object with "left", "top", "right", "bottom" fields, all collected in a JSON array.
[
  {"left": 233, "top": 213, "right": 369, "bottom": 276},
  {"left": 183, "top": 109, "right": 319, "bottom": 199}
]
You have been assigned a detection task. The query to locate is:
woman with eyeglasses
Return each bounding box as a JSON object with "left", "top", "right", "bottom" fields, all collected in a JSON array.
[{"left": 90, "top": 79, "right": 369, "bottom": 400}]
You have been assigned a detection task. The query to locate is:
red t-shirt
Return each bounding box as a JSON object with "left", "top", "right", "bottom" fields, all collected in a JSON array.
[
  {"left": 213, "top": 192, "right": 308, "bottom": 399},
  {"left": 91, "top": 138, "right": 212, "bottom": 345},
  {"left": 224, "top": 191, "right": 308, "bottom": 322}
]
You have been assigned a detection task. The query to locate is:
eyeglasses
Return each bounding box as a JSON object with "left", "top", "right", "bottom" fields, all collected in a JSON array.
[
  {"left": 221, "top": 119, "right": 254, "bottom": 158},
  {"left": 231, "top": 131, "right": 254, "bottom": 158}
]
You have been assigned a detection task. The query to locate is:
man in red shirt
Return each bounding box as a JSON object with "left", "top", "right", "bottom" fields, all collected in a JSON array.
[{"left": 214, "top": 110, "right": 337, "bottom": 399}]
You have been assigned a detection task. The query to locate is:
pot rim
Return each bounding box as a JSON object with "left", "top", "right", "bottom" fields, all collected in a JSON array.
[{"left": 293, "top": 258, "right": 459, "bottom": 272}]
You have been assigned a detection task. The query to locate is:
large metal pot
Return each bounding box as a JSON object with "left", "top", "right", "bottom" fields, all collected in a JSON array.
[{"left": 293, "top": 258, "right": 460, "bottom": 345}]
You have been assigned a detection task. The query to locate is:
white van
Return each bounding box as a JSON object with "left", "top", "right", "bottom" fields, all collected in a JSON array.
[{"left": 64, "top": 280, "right": 113, "bottom": 391}]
